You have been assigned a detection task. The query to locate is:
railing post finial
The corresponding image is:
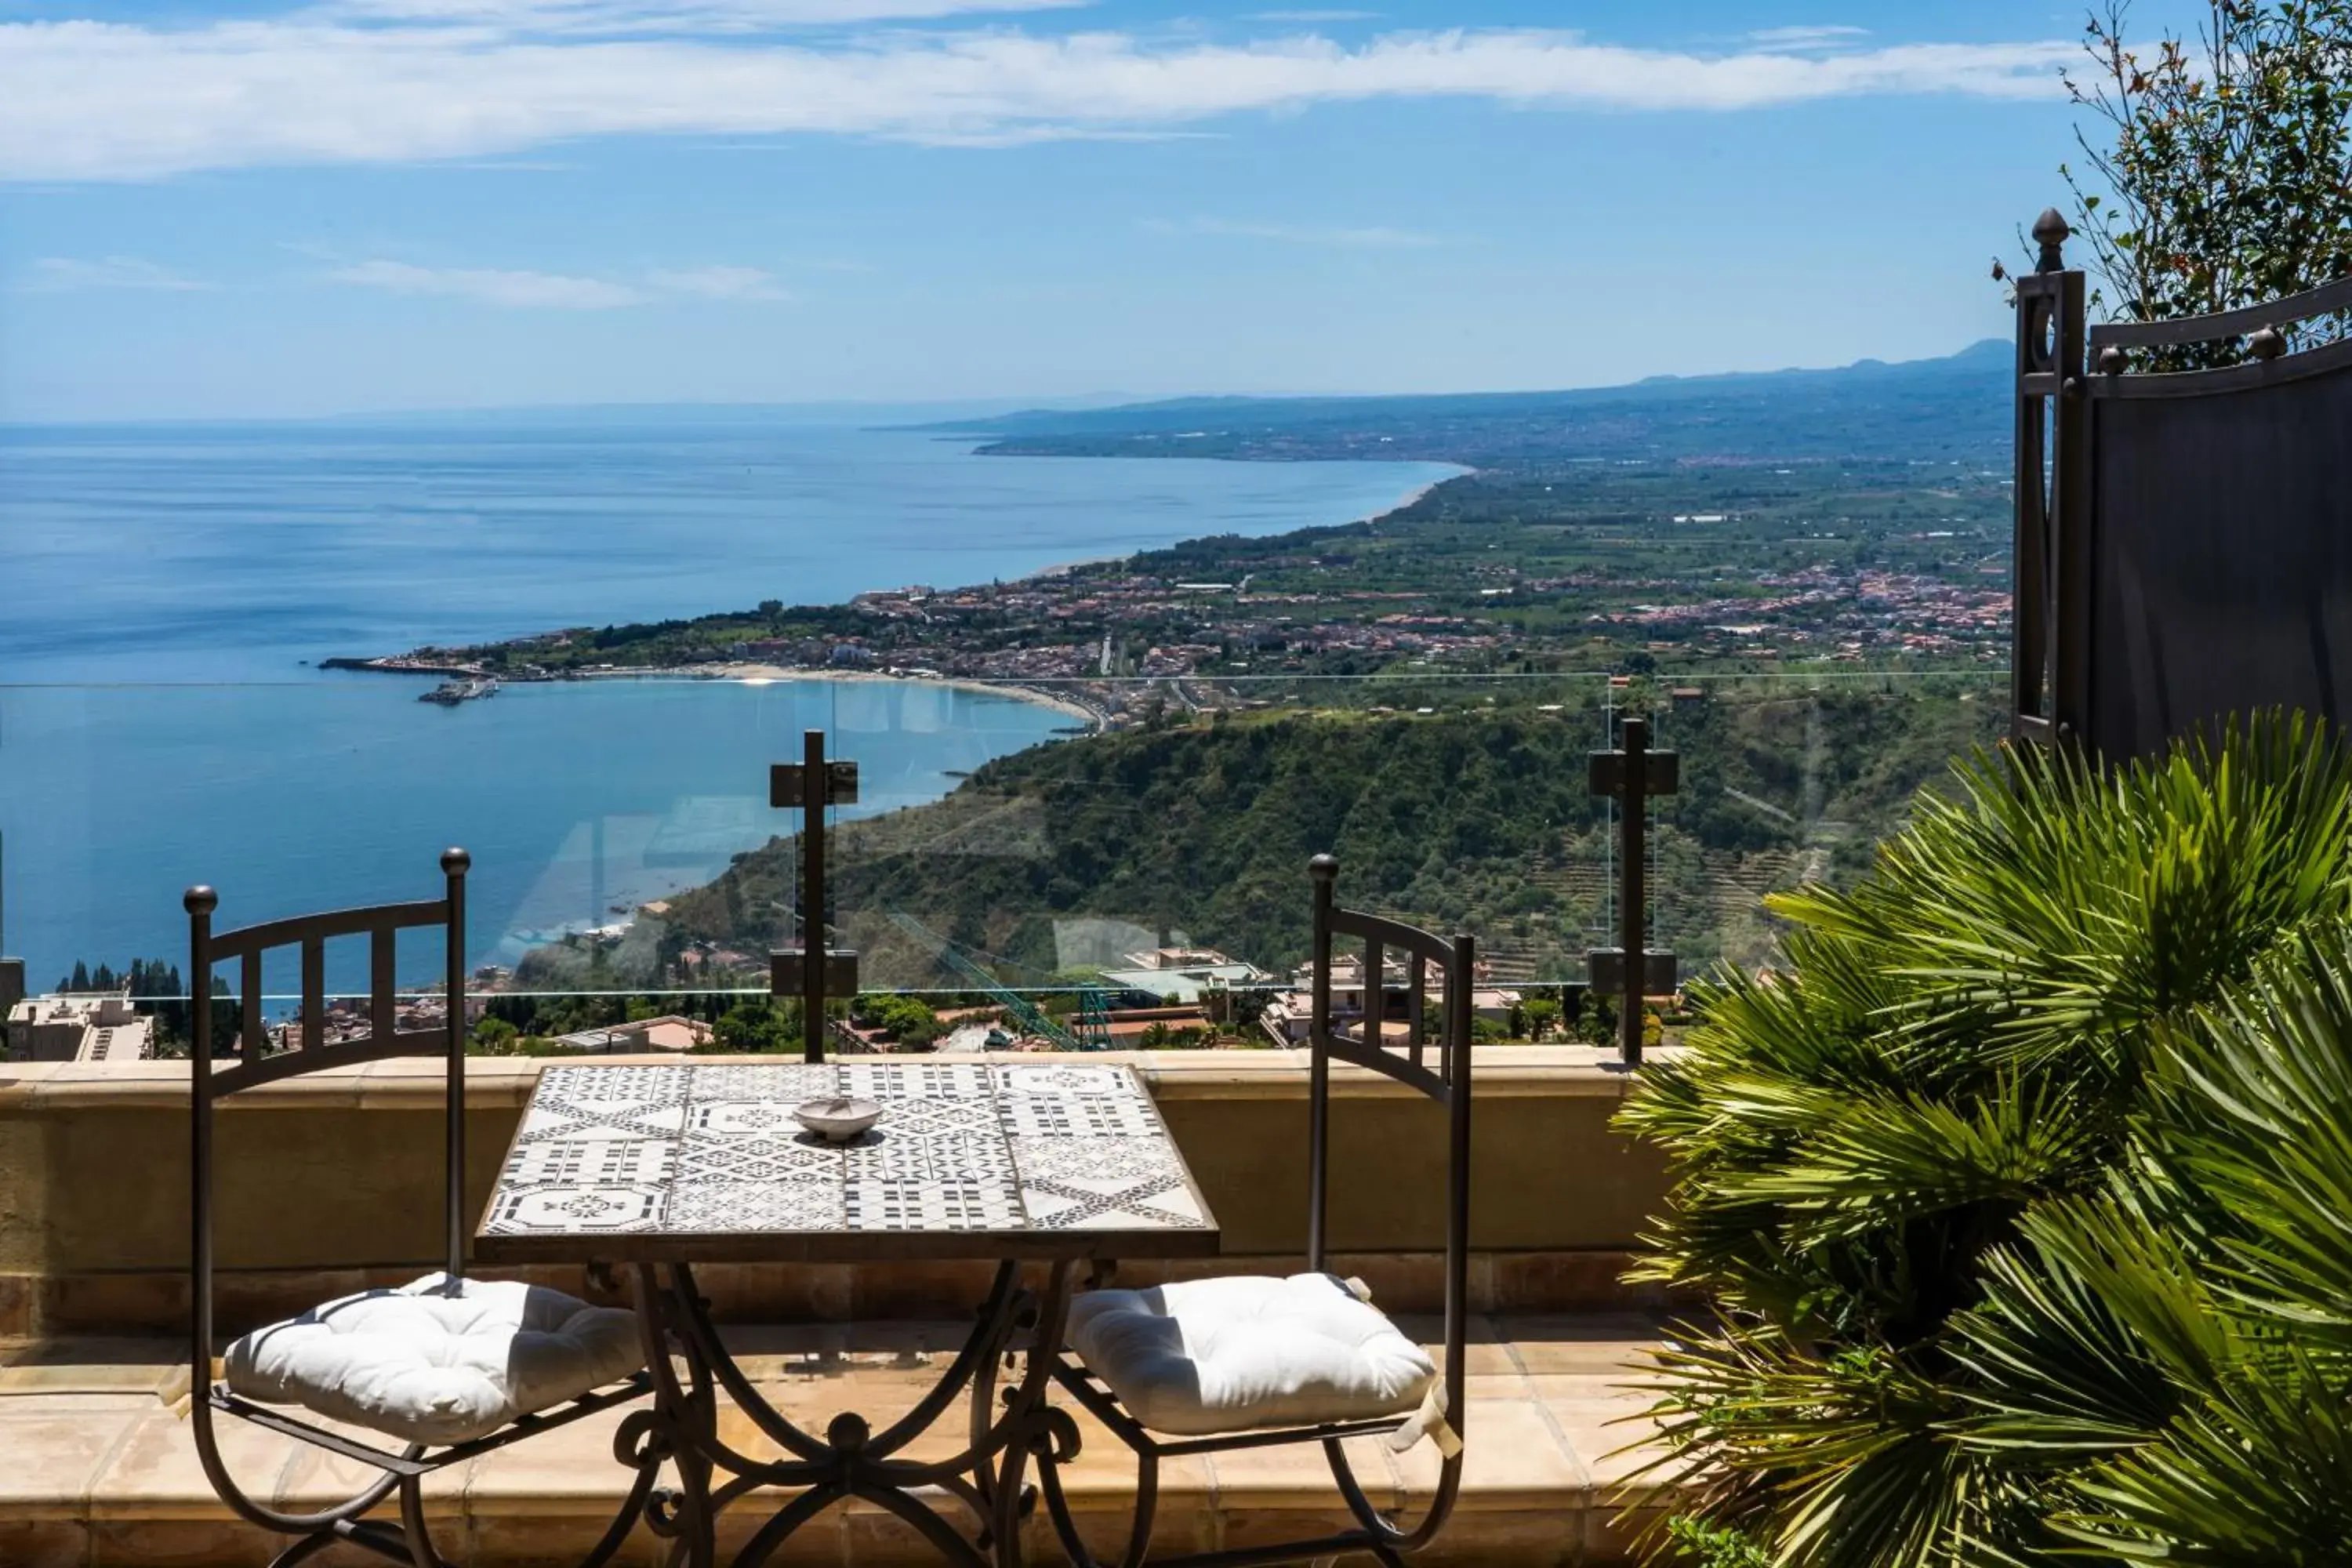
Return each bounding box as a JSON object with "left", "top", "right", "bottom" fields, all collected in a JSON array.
[{"left": 2032, "top": 207, "right": 2070, "bottom": 274}]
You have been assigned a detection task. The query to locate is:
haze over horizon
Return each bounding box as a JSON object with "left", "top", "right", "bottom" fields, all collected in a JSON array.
[
  {"left": 0, "top": 335, "right": 2013, "bottom": 427},
  {"left": 3, "top": 1, "right": 2197, "bottom": 422}
]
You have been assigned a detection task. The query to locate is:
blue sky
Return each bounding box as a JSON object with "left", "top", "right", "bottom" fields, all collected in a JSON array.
[{"left": 0, "top": 0, "right": 2205, "bottom": 419}]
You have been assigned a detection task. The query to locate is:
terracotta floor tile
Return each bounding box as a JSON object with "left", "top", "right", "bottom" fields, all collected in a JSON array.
[
  {"left": 1022, "top": 1401, "right": 1216, "bottom": 1512},
  {"left": 0, "top": 1391, "right": 168, "bottom": 1414},
  {"left": 1528, "top": 1380, "right": 1668, "bottom": 1492},
  {"left": 0, "top": 1407, "right": 142, "bottom": 1515},
  {"left": 274, "top": 1414, "right": 470, "bottom": 1516},
  {"left": 1410, "top": 1508, "right": 1586, "bottom": 1568},
  {"left": 467, "top": 1509, "right": 665, "bottom": 1568},
  {"left": 0, "top": 1337, "right": 185, "bottom": 1402},
  {"left": 85, "top": 1406, "right": 300, "bottom": 1520},
  {"left": 466, "top": 1395, "right": 659, "bottom": 1511},
  {"left": 1211, "top": 1504, "right": 1388, "bottom": 1564},
  {"left": 736, "top": 1367, "right": 981, "bottom": 1471},
  {"left": 85, "top": 1515, "right": 294, "bottom": 1566},
  {"left": 1391, "top": 1396, "right": 1587, "bottom": 1514},
  {"left": 1203, "top": 1431, "right": 1399, "bottom": 1513},
  {"left": 719, "top": 1319, "right": 973, "bottom": 1374},
  {"left": 0, "top": 1521, "right": 89, "bottom": 1568},
  {"left": 1034, "top": 1485, "right": 1221, "bottom": 1565},
  {"left": 31, "top": 1311, "right": 1687, "bottom": 1565},
  {"left": 1497, "top": 1313, "right": 1667, "bottom": 1376},
  {"left": 1392, "top": 1312, "right": 1521, "bottom": 1379}
]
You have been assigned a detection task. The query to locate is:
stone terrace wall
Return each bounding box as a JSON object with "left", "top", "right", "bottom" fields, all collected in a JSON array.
[{"left": 0, "top": 1047, "right": 1673, "bottom": 1337}]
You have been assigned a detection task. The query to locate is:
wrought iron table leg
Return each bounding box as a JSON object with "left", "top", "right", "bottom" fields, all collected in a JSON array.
[
  {"left": 634, "top": 1263, "right": 722, "bottom": 1568},
  {"left": 629, "top": 1258, "right": 1079, "bottom": 1568},
  {"left": 986, "top": 1261, "right": 1077, "bottom": 1568}
]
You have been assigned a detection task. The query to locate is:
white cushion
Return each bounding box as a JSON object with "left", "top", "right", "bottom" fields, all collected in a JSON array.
[
  {"left": 223, "top": 1274, "right": 643, "bottom": 1446},
  {"left": 1067, "top": 1272, "right": 1436, "bottom": 1436}
]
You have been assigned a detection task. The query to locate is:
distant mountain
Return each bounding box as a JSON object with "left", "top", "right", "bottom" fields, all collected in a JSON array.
[{"left": 917, "top": 341, "right": 2013, "bottom": 466}]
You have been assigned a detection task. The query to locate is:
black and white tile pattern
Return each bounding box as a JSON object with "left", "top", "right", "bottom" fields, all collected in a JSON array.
[{"left": 481, "top": 1060, "right": 1208, "bottom": 1241}]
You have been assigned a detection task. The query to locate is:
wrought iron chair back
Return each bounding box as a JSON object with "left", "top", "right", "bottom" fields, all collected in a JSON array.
[
  {"left": 1305, "top": 851, "right": 1474, "bottom": 1545},
  {"left": 1033, "top": 855, "right": 1476, "bottom": 1568},
  {"left": 185, "top": 848, "right": 472, "bottom": 1330},
  {"left": 180, "top": 851, "right": 514, "bottom": 1568}
]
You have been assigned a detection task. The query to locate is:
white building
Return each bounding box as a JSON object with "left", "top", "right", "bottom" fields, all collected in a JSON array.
[
  {"left": 5, "top": 988, "right": 154, "bottom": 1064},
  {"left": 1258, "top": 956, "right": 1521, "bottom": 1045},
  {"left": 554, "top": 1015, "right": 716, "bottom": 1054},
  {"left": 1095, "top": 947, "right": 1269, "bottom": 1007}
]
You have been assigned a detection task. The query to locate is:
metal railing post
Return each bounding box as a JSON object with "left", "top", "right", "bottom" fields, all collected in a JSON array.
[
  {"left": 2013, "top": 207, "right": 2088, "bottom": 747},
  {"left": 1588, "top": 714, "right": 1677, "bottom": 1069},
  {"left": 800, "top": 728, "right": 826, "bottom": 1062},
  {"left": 770, "top": 730, "right": 858, "bottom": 1063},
  {"left": 442, "top": 848, "right": 469, "bottom": 1288}
]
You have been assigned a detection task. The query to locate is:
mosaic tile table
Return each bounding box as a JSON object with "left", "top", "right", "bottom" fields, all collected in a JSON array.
[
  {"left": 476, "top": 1060, "right": 1221, "bottom": 1265},
  {"left": 474, "top": 1060, "right": 1221, "bottom": 1568}
]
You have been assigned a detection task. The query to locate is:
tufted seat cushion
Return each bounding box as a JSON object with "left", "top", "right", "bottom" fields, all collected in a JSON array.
[
  {"left": 1066, "top": 1272, "right": 1436, "bottom": 1436},
  {"left": 223, "top": 1274, "right": 644, "bottom": 1446}
]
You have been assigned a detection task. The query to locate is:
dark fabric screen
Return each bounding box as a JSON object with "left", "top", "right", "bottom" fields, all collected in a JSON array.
[{"left": 2087, "top": 370, "right": 2352, "bottom": 758}]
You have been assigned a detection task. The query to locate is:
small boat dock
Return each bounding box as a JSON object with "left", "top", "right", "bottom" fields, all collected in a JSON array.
[{"left": 419, "top": 677, "right": 499, "bottom": 706}]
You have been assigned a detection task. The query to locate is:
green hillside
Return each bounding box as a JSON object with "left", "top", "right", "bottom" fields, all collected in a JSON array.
[{"left": 656, "top": 682, "right": 2003, "bottom": 992}]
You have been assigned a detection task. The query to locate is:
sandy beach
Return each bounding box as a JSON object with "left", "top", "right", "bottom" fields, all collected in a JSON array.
[{"left": 575, "top": 662, "right": 1106, "bottom": 729}]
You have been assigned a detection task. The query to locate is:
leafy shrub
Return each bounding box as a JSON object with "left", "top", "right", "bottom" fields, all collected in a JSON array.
[{"left": 1619, "top": 713, "right": 2352, "bottom": 1564}]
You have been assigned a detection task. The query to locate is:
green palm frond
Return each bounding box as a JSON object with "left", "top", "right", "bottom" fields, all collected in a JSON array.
[
  {"left": 2158, "top": 934, "right": 2352, "bottom": 1342},
  {"left": 2063, "top": 1348, "right": 2352, "bottom": 1566},
  {"left": 1619, "top": 712, "right": 2352, "bottom": 1568},
  {"left": 1727, "top": 1081, "right": 2108, "bottom": 1249},
  {"left": 1634, "top": 1321, "right": 2038, "bottom": 1568},
  {"left": 1953, "top": 1196, "right": 2219, "bottom": 1461}
]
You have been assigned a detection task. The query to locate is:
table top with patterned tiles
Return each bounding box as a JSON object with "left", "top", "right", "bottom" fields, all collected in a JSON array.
[{"left": 474, "top": 1060, "right": 1223, "bottom": 1264}]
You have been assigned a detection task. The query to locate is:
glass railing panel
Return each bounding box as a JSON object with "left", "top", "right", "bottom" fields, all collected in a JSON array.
[
  {"left": 803, "top": 671, "right": 1621, "bottom": 1051},
  {"left": 1, "top": 676, "right": 846, "bottom": 1057},
  {"left": 5, "top": 667, "right": 2015, "bottom": 1062},
  {"left": 1645, "top": 670, "right": 2009, "bottom": 982}
]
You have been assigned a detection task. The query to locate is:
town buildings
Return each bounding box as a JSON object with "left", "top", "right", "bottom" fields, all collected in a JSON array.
[{"left": 5, "top": 986, "right": 154, "bottom": 1064}]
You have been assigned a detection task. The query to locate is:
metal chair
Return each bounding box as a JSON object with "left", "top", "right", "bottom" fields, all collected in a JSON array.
[
  {"left": 185, "top": 851, "right": 656, "bottom": 1568},
  {"left": 1029, "top": 854, "right": 1474, "bottom": 1568}
]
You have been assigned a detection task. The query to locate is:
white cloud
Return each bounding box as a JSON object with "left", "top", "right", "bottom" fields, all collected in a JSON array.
[
  {"left": 648, "top": 263, "right": 791, "bottom": 299},
  {"left": 331, "top": 259, "right": 645, "bottom": 307},
  {"left": 1149, "top": 216, "right": 1455, "bottom": 249},
  {"left": 328, "top": 257, "right": 796, "bottom": 305},
  {"left": 1748, "top": 25, "right": 1871, "bottom": 52},
  {"left": 319, "top": 0, "right": 1087, "bottom": 33},
  {"left": 0, "top": 18, "right": 2077, "bottom": 183},
  {"left": 20, "top": 255, "right": 212, "bottom": 291}
]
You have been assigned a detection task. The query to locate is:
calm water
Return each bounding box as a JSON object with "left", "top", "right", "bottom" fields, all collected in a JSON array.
[
  {"left": 0, "top": 416, "right": 1457, "bottom": 985},
  {"left": 0, "top": 419, "right": 1455, "bottom": 684}
]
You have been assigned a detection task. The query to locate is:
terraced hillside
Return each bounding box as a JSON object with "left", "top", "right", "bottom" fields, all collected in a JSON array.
[{"left": 654, "top": 684, "right": 2004, "bottom": 992}]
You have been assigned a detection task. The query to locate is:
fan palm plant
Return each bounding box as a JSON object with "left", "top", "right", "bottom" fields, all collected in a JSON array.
[
  {"left": 1951, "top": 930, "right": 2352, "bottom": 1564},
  {"left": 1618, "top": 713, "right": 2352, "bottom": 1566}
]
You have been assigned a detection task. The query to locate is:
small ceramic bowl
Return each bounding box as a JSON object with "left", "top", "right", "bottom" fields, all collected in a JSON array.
[{"left": 793, "top": 1095, "right": 883, "bottom": 1142}]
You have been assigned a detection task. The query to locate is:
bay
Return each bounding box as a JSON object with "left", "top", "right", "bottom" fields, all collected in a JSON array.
[
  {"left": 0, "top": 416, "right": 1458, "bottom": 989},
  {"left": 0, "top": 419, "right": 1457, "bottom": 684}
]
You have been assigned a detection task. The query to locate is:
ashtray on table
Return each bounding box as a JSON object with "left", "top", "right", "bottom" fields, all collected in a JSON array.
[{"left": 793, "top": 1095, "right": 882, "bottom": 1142}]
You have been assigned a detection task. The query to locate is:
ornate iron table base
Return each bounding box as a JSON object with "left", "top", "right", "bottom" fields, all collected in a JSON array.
[{"left": 626, "top": 1258, "right": 1078, "bottom": 1568}]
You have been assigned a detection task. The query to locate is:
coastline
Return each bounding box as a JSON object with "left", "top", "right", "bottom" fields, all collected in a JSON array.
[
  {"left": 601, "top": 662, "right": 1105, "bottom": 729},
  {"left": 317, "top": 459, "right": 1470, "bottom": 731},
  {"left": 1364, "top": 472, "right": 1463, "bottom": 523}
]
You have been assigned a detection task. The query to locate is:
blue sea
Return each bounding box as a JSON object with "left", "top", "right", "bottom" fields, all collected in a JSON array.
[{"left": 0, "top": 416, "right": 1457, "bottom": 989}]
